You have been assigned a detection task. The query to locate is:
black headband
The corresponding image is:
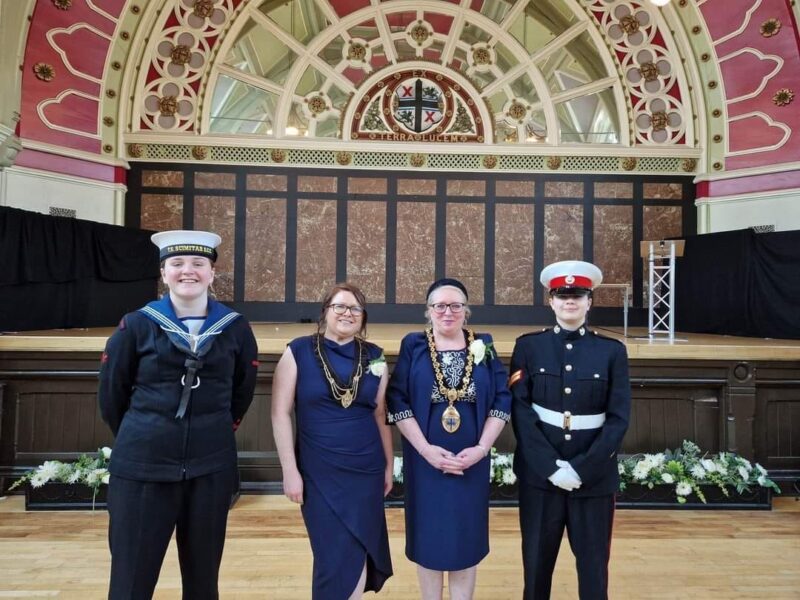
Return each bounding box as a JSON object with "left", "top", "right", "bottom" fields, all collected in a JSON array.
[
  {"left": 426, "top": 278, "right": 468, "bottom": 301},
  {"left": 160, "top": 244, "right": 218, "bottom": 262}
]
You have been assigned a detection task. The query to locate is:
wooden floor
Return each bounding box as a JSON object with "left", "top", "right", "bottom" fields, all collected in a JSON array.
[{"left": 0, "top": 495, "right": 798, "bottom": 599}]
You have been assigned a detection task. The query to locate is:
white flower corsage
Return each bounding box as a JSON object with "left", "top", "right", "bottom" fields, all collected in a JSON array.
[
  {"left": 469, "top": 339, "right": 495, "bottom": 364},
  {"left": 368, "top": 355, "right": 387, "bottom": 377}
]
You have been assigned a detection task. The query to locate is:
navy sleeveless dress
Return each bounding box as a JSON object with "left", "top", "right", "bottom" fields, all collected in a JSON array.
[{"left": 289, "top": 335, "right": 392, "bottom": 599}]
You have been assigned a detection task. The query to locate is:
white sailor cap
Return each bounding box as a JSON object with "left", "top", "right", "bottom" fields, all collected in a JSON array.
[
  {"left": 151, "top": 230, "right": 221, "bottom": 262},
  {"left": 540, "top": 260, "right": 603, "bottom": 294}
]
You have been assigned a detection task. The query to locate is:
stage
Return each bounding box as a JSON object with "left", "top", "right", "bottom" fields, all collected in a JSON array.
[
  {"left": 1, "top": 324, "right": 799, "bottom": 492},
  {"left": 2, "top": 323, "right": 800, "bottom": 360}
]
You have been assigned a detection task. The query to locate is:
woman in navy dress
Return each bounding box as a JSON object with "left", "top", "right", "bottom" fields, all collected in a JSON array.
[
  {"left": 387, "top": 278, "right": 511, "bottom": 599},
  {"left": 272, "top": 282, "right": 393, "bottom": 599}
]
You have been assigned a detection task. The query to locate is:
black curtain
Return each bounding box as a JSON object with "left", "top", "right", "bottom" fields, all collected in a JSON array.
[
  {"left": 0, "top": 207, "right": 158, "bottom": 332},
  {"left": 675, "top": 229, "right": 800, "bottom": 339}
]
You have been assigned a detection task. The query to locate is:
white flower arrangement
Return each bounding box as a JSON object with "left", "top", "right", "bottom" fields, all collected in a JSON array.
[
  {"left": 618, "top": 440, "right": 780, "bottom": 504},
  {"left": 9, "top": 447, "right": 112, "bottom": 495},
  {"left": 469, "top": 339, "right": 495, "bottom": 365},
  {"left": 391, "top": 448, "right": 517, "bottom": 486},
  {"left": 368, "top": 355, "right": 387, "bottom": 377}
]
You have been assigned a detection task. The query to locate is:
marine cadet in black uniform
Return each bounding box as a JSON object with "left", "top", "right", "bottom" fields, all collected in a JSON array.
[
  {"left": 98, "top": 230, "right": 258, "bottom": 600},
  {"left": 509, "top": 260, "right": 631, "bottom": 600}
]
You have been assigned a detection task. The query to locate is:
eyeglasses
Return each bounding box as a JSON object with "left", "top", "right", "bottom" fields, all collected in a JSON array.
[
  {"left": 328, "top": 303, "right": 364, "bottom": 317},
  {"left": 429, "top": 302, "right": 466, "bottom": 314}
]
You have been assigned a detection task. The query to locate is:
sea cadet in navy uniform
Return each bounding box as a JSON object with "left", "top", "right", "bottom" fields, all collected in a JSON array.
[
  {"left": 98, "top": 230, "right": 258, "bottom": 600},
  {"left": 510, "top": 260, "right": 631, "bottom": 600}
]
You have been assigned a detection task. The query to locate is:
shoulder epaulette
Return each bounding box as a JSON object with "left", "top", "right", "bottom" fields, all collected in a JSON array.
[
  {"left": 516, "top": 328, "right": 551, "bottom": 342},
  {"left": 590, "top": 330, "right": 625, "bottom": 345}
]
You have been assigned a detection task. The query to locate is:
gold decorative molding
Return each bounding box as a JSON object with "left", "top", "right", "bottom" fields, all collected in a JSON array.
[
  {"left": 482, "top": 155, "right": 498, "bottom": 169},
  {"left": 270, "top": 148, "right": 286, "bottom": 163},
  {"left": 620, "top": 157, "right": 637, "bottom": 171},
  {"left": 760, "top": 18, "right": 781, "bottom": 37},
  {"left": 127, "top": 143, "right": 144, "bottom": 158},
  {"left": 33, "top": 63, "right": 55, "bottom": 82},
  {"left": 335, "top": 151, "right": 352, "bottom": 166},
  {"left": 773, "top": 88, "right": 794, "bottom": 107},
  {"left": 547, "top": 156, "right": 562, "bottom": 170},
  {"left": 191, "top": 146, "right": 208, "bottom": 160},
  {"left": 409, "top": 153, "right": 427, "bottom": 168},
  {"left": 681, "top": 158, "right": 697, "bottom": 173}
]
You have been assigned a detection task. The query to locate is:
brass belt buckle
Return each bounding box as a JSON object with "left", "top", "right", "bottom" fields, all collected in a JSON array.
[{"left": 563, "top": 411, "right": 572, "bottom": 430}]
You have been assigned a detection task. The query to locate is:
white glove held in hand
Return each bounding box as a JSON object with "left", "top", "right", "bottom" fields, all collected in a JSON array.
[{"left": 548, "top": 460, "right": 582, "bottom": 491}]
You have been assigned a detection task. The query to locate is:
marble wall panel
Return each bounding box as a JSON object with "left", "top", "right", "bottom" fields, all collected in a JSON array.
[
  {"left": 447, "top": 180, "right": 486, "bottom": 197},
  {"left": 195, "top": 172, "right": 236, "bottom": 190},
  {"left": 496, "top": 180, "right": 535, "bottom": 198},
  {"left": 141, "top": 194, "right": 183, "bottom": 232},
  {"left": 398, "top": 179, "right": 436, "bottom": 195},
  {"left": 194, "top": 196, "right": 236, "bottom": 301},
  {"left": 593, "top": 206, "right": 633, "bottom": 307},
  {"left": 495, "top": 203, "right": 534, "bottom": 305},
  {"left": 245, "top": 198, "right": 286, "bottom": 301},
  {"left": 544, "top": 204, "right": 583, "bottom": 265},
  {"left": 296, "top": 199, "right": 337, "bottom": 302},
  {"left": 347, "top": 201, "right": 386, "bottom": 302},
  {"left": 643, "top": 183, "right": 683, "bottom": 200},
  {"left": 298, "top": 175, "right": 337, "bottom": 194},
  {"left": 142, "top": 170, "right": 183, "bottom": 188},
  {"left": 643, "top": 206, "right": 683, "bottom": 241},
  {"left": 446, "top": 203, "right": 485, "bottom": 304},
  {"left": 247, "top": 174, "right": 288, "bottom": 192},
  {"left": 395, "top": 202, "right": 436, "bottom": 303},
  {"left": 348, "top": 177, "right": 388, "bottom": 195},
  {"left": 545, "top": 181, "right": 584, "bottom": 198},
  {"left": 594, "top": 182, "right": 633, "bottom": 199}
]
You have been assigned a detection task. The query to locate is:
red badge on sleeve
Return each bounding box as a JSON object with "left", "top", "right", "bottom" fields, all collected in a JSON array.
[{"left": 508, "top": 369, "right": 523, "bottom": 387}]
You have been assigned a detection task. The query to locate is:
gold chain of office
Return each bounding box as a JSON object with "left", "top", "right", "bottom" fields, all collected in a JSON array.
[{"left": 425, "top": 327, "right": 475, "bottom": 433}]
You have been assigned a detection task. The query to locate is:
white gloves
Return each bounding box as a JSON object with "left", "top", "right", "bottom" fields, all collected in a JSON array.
[{"left": 548, "top": 459, "right": 582, "bottom": 491}]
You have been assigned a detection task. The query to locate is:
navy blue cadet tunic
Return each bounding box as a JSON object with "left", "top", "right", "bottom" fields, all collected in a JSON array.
[
  {"left": 387, "top": 331, "right": 511, "bottom": 571},
  {"left": 510, "top": 325, "right": 631, "bottom": 600}
]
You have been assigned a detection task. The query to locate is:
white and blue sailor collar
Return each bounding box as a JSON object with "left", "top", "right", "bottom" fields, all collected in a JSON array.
[{"left": 138, "top": 295, "right": 241, "bottom": 356}]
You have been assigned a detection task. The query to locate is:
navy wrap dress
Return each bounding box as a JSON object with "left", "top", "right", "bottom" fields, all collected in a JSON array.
[
  {"left": 386, "top": 331, "right": 511, "bottom": 571},
  {"left": 289, "top": 335, "right": 393, "bottom": 598}
]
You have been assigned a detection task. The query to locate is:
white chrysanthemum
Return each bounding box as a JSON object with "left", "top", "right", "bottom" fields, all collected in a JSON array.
[
  {"left": 368, "top": 360, "right": 386, "bottom": 377},
  {"left": 101, "top": 447, "right": 112, "bottom": 460},
  {"left": 661, "top": 473, "right": 675, "bottom": 484},
  {"left": 67, "top": 469, "right": 83, "bottom": 484},
  {"left": 737, "top": 466, "right": 750, "bottom": 481},
  {"left": 501, "top": 469, "right": 517, "bottom": 485},
  {"left": 739, "top": 458, "right": 752, "bottom": 471},
  {"left": 30, "top": 473, "right": 47, "bottom": 488},
  {"left": 715, "top": 463, "right": 727, "bottom": 476},
  {"left": 101, "top": 472, "right": 110, "bottom": 485},
  {"left": 36, "top": 461, "right": 61, "bottom": 483},
  {"left": 632, "top": 465, "right": 649, "bottom": 480},
  {"left": 85, "top": 468, "right": 107, "bottom": 486},
  {"left": 757, "top": 475, "right": 766, "bottom": 486},
  {"left": 700, "top": 459, "right": 716, "bottom": 472},
  {"left": 756, "top": 464, "right": 767, "bottom": 476},
  {"left": 675, "top": 481, "right": 692, "bottom": 496},
  {"left": 469, "top": 340, "right": 486, "bottom": 364},
  {"left": 690, "top": 465, "right": 706, "bottom": 479},
  {"left": 618, "top": 463, "right": 625, "bottom": 475},
  {"left": 393, "top": 456, "right": 403, "bottom": 483}
]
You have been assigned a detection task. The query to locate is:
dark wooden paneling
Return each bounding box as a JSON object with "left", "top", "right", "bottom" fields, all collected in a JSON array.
[{"left": 1, "top": 353, "right": 798, "bottom": 491}]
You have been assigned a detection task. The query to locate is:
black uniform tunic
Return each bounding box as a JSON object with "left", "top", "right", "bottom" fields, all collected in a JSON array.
[
  {"left": 98, "top": 296, "right": 258, "bottom": 600},
  {"left": 510, "top": 325, "right": 630, "bottom": 600}
]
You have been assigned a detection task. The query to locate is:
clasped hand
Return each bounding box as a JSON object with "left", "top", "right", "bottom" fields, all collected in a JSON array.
[
  {"left": 421, "top": 444, "right": 485, "bottom": 475},
  {"left": 548, "top": 459, "right": 582, "bottom": 491}
]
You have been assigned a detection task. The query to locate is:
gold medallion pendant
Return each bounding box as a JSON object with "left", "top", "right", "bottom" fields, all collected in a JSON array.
[
  {"left": 442, "top": 403, "right": 461, "bottom": 433},
  {"left": 340, "top": 390, "right": 353, "bottom": 408}
]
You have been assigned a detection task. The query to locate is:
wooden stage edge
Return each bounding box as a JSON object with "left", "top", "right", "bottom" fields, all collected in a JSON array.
[{"left": 1, "top": 323, "right": 800, "bottom": 361}]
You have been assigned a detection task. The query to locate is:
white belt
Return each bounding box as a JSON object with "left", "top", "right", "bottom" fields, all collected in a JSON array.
[{"left": 532, "top": 403, "right": 605, "bottom": 430}]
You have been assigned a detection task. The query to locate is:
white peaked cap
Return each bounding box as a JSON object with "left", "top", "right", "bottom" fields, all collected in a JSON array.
[{"left": 540, "top": 260, "right": 603, "bottom": 290}]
